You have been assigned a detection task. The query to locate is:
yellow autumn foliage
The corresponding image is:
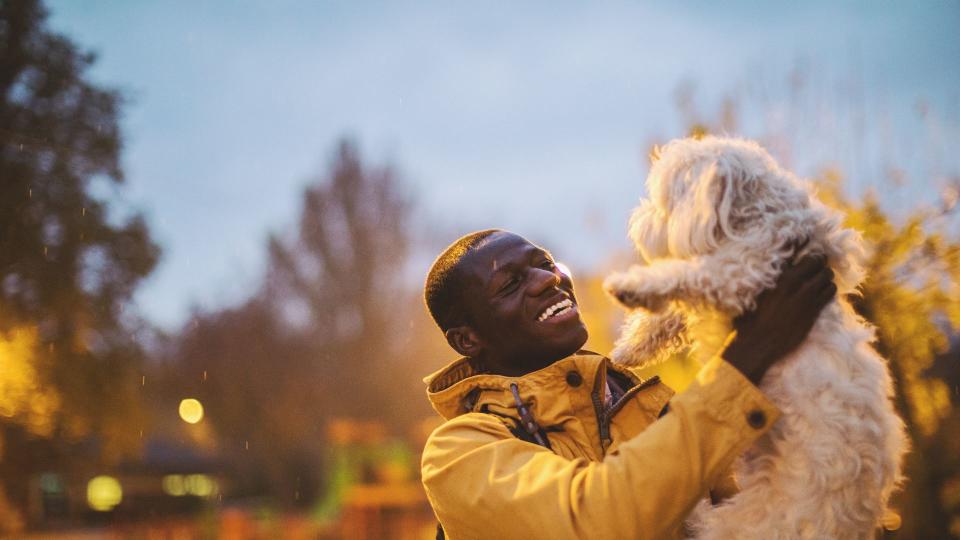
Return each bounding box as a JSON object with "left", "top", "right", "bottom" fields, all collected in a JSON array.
[
  {"left": 0, "top": 327, "right": 60, "bottom": 437},
  {"left": 817, "top": 170, "right": 960, "bottom": 436}
]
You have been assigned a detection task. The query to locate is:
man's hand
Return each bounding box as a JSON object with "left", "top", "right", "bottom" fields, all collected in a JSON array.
[{"left": 723, "top": 253, "right": 837, "bottom": 385}]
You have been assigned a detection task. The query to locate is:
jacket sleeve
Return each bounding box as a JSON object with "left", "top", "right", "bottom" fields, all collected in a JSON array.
[{"left": 420, "top": 356, "right": 781, "bottom": 540}]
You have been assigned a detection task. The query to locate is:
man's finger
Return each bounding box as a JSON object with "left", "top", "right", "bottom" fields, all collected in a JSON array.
[
  {"left": 784, "top": 254, "right": 827, "bottom": 285},
  {"left": 816, "top": 281, "right": 838, "bottom": 307},
  {"left": 797, "top": 266, "right": 834, "bottom": 298},
  {"left": 811, "top": 266, "right": 835, "bottom": 289},
  {"left": 786, "top": 237, "right": 811, "bottom": 264},
  {"left": 800, "top": 254, "right": 828, "bottom": 275}
]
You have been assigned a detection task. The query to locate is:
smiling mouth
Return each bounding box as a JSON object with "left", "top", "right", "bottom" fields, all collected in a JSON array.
[{"left": 537, "top": 298, "right": 575, "bottom": 322}]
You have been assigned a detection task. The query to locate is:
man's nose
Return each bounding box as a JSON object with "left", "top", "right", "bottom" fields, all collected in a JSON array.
[{"left": 527, "top": 267, "right": 561, "bottom": 297}]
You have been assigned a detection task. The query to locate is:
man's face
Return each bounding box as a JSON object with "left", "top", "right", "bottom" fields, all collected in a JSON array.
[{"left": 458, "top": 232, "right": 589, "bottom": 375}]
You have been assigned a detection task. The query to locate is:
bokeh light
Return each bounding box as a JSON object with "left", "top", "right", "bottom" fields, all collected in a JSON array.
[
  {"left": 185, "top": 474, "right": 216, "bottom": 497},
  {"left": 86, "top": 475, "right": 122, "bottom": 511},
  {"left": 162, "top": 474, "right": 217, "bottom": 497},
  {"left": 161, "top": 474, "right": 185, "bottom": 496},
  {"left": 178, "top": 398, "right": 204, "bottom": 424}
]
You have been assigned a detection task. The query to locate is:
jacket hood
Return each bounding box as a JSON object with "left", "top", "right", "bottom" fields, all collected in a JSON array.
[{"left": 424, "top": 350, "right": 615, "bottom": 423}]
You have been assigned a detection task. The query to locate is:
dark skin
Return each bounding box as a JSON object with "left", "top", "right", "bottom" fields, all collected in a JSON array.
[
  {"left": 445, "top": 232, "right": 589, "bottom": 376},
  {"left": 446, "top": 231, "right": 836, "bottom": 384}
]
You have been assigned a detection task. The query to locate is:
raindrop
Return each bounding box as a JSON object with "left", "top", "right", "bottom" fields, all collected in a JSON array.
[
  {"left": 141, "top": 375, "right": 146, "bottom": 386},
  {"left": 203, "top": 370, "right": 208, "bottom": 381},
  {"left": 82, "top": 207, "right": 86, "bottom": 217},
  {"left": 245, "top": 440, "right": 249, "bottom": 450},
  {"left": 18, "top": 144, "right": 23, "bottom": 151}
]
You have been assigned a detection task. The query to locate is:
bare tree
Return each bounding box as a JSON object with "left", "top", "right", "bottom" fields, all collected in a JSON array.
[
  {"left": 266, "top": 139, "right": 411, "bottom": 419},
  {"left": 167, "top": 139, "right": 413, "bottom": 507}
]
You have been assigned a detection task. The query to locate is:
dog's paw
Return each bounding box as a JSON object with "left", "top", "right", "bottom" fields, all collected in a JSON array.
[
  {"left": 604, "top": 272, "right": 665, "bottom": 311},
  {"left": 612, "top": 291, "right": 666, "bottom": 312},
  {"left": 611, "top": 288, "right": 644, "bottom": 308}
]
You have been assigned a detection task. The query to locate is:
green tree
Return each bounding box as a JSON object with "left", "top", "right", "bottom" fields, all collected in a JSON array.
[{"left": 0, "top": 0, "right": 159, "bottom": 528}]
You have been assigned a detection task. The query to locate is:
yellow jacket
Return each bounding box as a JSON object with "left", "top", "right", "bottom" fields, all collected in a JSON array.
[{"left": 421, "top": 350, "right": 781, "bottom": 539}]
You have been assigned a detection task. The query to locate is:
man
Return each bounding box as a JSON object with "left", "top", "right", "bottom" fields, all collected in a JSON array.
[{"left": 420, "top": 229, "right": 836, "bottom": 539}]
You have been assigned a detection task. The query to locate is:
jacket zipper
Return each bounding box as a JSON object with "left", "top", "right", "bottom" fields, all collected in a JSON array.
[
  {"left": 596, "top": 374, "right": 662, "bottom": 452},
  {"left": 607, "top": 375, "right": 661, "bottom": 420},
  {"left": 591, "top": 367, "right": 609, "bottom": 451}
]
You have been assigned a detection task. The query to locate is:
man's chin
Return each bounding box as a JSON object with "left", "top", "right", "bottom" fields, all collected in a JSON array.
[
  {"left": 562, "top": 318, "right": 589, "bottom": 346},
  {"left": 546, "top": 325, "right": 590, "bottom": 360}
]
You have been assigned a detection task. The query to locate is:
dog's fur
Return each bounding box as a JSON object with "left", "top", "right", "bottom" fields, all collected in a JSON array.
[{"left": 604, "top": 136, "right": 907, "bottom": 539}]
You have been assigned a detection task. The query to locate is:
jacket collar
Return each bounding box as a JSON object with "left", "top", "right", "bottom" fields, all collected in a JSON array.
[{"left": 424, "top": 350, "right": 614, "bottom": 422}]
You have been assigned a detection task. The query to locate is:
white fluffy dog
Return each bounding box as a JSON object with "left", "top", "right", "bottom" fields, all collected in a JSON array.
[{"left": 604, "top": 136, "right": 907, "bottom": 539}]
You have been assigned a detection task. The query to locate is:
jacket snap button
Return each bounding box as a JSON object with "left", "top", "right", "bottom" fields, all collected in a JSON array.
[
  {"left": 565, "top": 371, "right": 583, "bottom": 388},
  {"left": 747, "top": 409, "right": 766, "bottom": 429}
]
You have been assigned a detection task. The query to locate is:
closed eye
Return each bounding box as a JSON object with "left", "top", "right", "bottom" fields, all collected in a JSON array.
[{"left": 498, "top": 275, "right": 521, "bottom": 295}]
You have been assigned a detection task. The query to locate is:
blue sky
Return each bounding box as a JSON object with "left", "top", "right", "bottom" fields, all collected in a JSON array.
[{"left": 46, "top": 1, "right": 960, "bottom": 329}]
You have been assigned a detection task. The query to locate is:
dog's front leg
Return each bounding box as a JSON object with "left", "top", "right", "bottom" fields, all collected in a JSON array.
[
  {"left": 603, "top": 259, "right": 700, "bottom": 312},
  {"left": 611, "top": 308, "right": 688, "bottom": 367}
]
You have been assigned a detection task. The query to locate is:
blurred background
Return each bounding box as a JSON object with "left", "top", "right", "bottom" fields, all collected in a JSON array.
[{"left": 1, "top": 0, "right": 958, "bottom": 538}]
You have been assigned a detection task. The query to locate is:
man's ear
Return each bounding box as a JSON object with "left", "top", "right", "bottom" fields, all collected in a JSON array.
[{"left": 444, "top": 326, "right": 484, "bottom": 358}]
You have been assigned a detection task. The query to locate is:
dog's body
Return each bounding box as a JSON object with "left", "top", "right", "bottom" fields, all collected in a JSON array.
[{"left": 605, "top": 136, "right": 907, "bottom": 539}]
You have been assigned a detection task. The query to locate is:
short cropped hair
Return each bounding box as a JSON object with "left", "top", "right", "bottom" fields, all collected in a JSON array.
[{"left": 424, "top": 229, "right": 501, "bottom": 332}]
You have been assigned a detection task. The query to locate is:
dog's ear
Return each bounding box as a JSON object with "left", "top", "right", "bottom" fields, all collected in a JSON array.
[
  {"left": 668, "top": 160, "right": 738, "bottom": 256},
  {"left": 811, "top": 205, "right": 868, "bottom": 294},
  {"left": 709, "top": 165, "right": 741, "bottom": 245}
]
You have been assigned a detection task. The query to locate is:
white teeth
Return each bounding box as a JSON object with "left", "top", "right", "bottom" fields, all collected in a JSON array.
[{"left": 538, "top": 298, "right": 573, "bottom": 321}]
